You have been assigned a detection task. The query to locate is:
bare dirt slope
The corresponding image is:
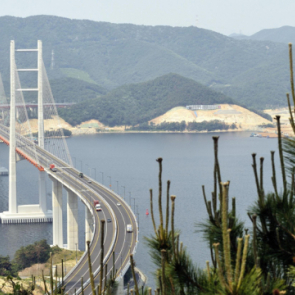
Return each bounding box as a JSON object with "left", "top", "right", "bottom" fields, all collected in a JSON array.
[
  {"left": 27, "top": 117, "right": 124, "bottom": 135},
  {"left": 150, "top": 104, "right": 270, "bottom": 130},
  {"left": 28, "top": 116, "right": 72, "bottom": 133},
  {"left": 73, "top": 119, "right": 125, "bottom": 134},
  {"left": 263, "top": 108, "right": 293, "bottom": 136},
  {"left": 24, "top": 105, "right": 276, "bottom": 135}
]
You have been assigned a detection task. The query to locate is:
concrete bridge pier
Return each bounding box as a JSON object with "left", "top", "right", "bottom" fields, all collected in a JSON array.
[
  {"left": 50, "top": 176, "right": 63, "bottom": 247},
  {"left": 39, "top": 171, "right": 47, "bottom": 213},
  {"left": 66, "top": 188, "right": 79, "bottom": 250},
  {"left": 116, "top": 277, "right": 124, "bottom": 295},
  {"left": 85, "top": 206, "right": 93, "bottom": 247}
]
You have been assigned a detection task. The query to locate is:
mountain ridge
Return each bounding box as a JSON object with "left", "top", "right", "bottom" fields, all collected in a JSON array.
[
  {"left": 0, "top": 15, "right": 290, "bottom": 109},
  {"left": 230, "top": 25, "right": 295, "bottom": 44}
]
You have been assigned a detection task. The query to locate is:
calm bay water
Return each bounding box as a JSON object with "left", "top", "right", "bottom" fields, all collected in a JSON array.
[{"left": 0, "top": 132, "right": 281, "bottom": 286}]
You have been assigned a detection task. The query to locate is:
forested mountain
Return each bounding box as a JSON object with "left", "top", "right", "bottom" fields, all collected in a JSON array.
[
  {"left": 228, "top": 33, "right": 248, "bottom": 40},
  {"left": 0, "top": 15, "right": 291, "bottom": 109},
  {"left": 59, "top": 73, "right": 239, "bottom": 127}
]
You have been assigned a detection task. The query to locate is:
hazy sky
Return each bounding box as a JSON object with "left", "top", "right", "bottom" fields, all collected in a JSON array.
[{"left": 1, "top": 0, "right": 295, "bottom": 36}]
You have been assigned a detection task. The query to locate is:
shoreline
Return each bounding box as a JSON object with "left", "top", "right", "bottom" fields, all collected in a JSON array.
[{"left": 70, "top": 128, "right": 272, "bottom": 135}]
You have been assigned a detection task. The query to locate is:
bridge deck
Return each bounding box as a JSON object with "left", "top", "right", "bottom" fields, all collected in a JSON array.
[{"left": 0, "top": 124, "right": 138, "bottom": 295}]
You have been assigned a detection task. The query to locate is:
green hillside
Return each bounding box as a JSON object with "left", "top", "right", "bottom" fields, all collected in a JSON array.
[
  {"left": 0, "top": 15, "right": 290, "bottom": 108},
  {"left": 49, "top": 77, "right": 107, "bottom": 103},
  {"left": 213, "top": 52, "right": 290, "bottom": 109},
  {"left": 2, "top": 77, "right": 107, "bottom": 103},
  {"left": 58, "top": 73, "right": 236, "bottom": 127}
]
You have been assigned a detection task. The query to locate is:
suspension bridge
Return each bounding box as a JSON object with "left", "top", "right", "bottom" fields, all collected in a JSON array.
[{"left": 0, "top": 40, "right": 138, "bottom": 294}]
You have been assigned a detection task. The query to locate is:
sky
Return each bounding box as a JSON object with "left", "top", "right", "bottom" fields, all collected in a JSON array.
[{"left": 1, "top": 0, "right": 295, "bottom": 36}]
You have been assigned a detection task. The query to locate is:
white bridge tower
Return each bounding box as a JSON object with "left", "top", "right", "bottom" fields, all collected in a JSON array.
[{"left": 0, "top": 40, "right": 52, "bottom": 223}]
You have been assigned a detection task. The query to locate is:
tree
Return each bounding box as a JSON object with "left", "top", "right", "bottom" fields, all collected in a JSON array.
[
  {"left": 0, "top": 255, "right": 16, "bottom": 276},
  {"left": 13, "top": 239, "right": 50, "bottom": 271}
]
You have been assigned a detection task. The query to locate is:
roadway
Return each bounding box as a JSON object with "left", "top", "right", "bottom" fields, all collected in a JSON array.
[
  {"left": 0, "top": 124, "right": 138, "bottom": 294},
  {"left": 0, "top": 102, "right": 76, "bottom": 109}
]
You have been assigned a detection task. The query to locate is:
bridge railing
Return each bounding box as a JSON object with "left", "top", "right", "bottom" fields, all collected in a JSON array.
[
  {"left": 58, "top": 166, "right": 118, "bottom": 293},
  {"left": 82, "top": 173, "right": 139, "bottom": 281}
]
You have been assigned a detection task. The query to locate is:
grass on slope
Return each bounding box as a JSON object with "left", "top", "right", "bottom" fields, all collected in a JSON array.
[{"left": 60, "top": 68, "right": 98, "bottom": 84}]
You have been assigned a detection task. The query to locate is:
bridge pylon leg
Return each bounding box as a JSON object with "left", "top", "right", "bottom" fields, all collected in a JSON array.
[
  {"left": 37, "top": 40, "right": 47, "bottom": 215},
  {"left": 85, "top": 206, "right": 93, "bottom": 248},
  {"left": 51, "top": 177, "right": 63, "bottom": 247},
  {"left": 8, "top": 40, "right": 17, "bottom": 214},
  {"left": 37, "top": 40, "right": 44, "bottom": 149},
  {"left": 66, "top": 189, "right": 78, "bottom": 250}
]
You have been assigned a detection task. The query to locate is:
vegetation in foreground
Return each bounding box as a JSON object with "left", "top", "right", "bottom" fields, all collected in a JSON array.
[
  {"left": 132, "top": 43, "right": 295, "bottom": 295},
  {"left": 0, "top": 240, "right": 50, "bottom": 277}
]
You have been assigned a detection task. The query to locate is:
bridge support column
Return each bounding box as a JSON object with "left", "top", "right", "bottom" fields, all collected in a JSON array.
[
  {"left": 85, "top": 206, "right": 93, "bottom": 248},
  {"left": 66, "top": 189, "right": 78, "bottom": 250},
  {"left": 115, "top": 278, "right": 124, "bottom": 295},
  {"left": 39, "top": 171, "right": 47, "bottom": 213},
  {"left": 9, "top": 40, "right": 17, "bottom": 214},
  {"left": 51, "top": 176, "right": 63, "bottom": 247}
]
